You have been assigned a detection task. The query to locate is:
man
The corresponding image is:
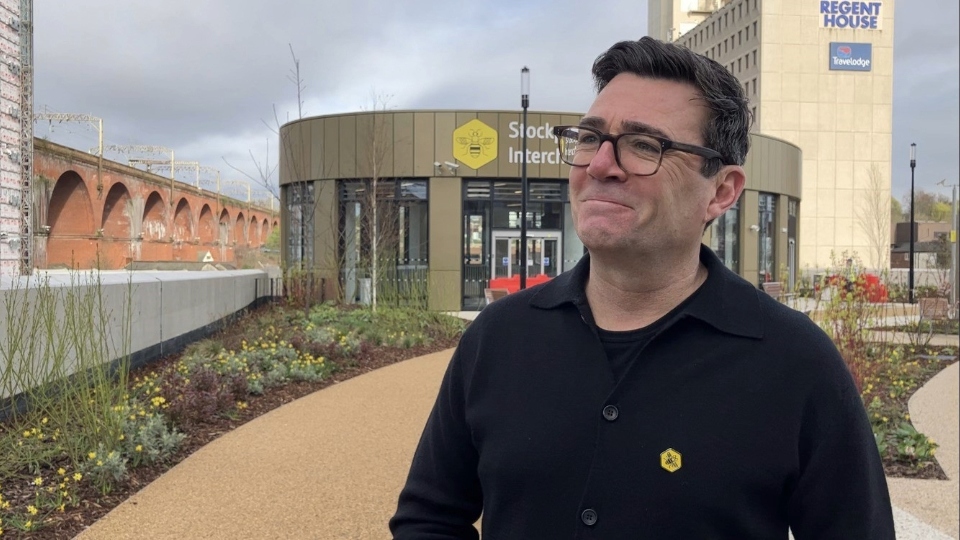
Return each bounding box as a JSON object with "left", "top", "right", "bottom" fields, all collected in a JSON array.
[{"left": 391, "top": 37, "right": 894, "bottom": 539}]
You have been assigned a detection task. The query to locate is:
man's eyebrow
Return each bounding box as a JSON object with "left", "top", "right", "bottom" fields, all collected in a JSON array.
[
  {"left": 579, "top": 116, "right": 605, "bottom": 129},
  {"left": 619, "top": 120, "right": 670, "bottom": 139},
  {"left": 578, "top": 117, "right": 672, "bottom": 139}
]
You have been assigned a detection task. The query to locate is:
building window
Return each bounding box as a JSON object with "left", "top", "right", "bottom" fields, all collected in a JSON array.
[
  {"left": 711, "top": 197, "right": 740, "bottom": 273},
  {"left": 339, "top": 179, "right": 429, "bottom": 305},
  {"left": 285, "top": 181, "right": 315, "bottom": 267},
  {"left": 758, "top": 193, "right": 777, "bottom": 284},
  {"left": 752, "top": 50, "right": 757, "bottom": 66},
  {"left": 752, "top": 77, "right": 758, "bottom": 95},
  {"left": 739, "top": 3, "right": 743, "bottom": 18},
  {"left": 738, "top": 58, "right": 742, "bottom": 72},
  {"left": 746, "top": 53, "right": 750, "bottom": 69},
  {"left": 753, "top": 21, "right": 758, "bottom": 38}
]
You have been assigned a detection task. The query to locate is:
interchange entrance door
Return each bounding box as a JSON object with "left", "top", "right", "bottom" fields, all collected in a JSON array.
[{"left": 491, "top": 230, "right": 561, "bottom": 286}]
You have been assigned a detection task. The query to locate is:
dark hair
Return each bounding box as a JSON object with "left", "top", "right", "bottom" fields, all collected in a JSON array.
[{"left": 592, "top": 37, "right": 751, "bottom": 177}]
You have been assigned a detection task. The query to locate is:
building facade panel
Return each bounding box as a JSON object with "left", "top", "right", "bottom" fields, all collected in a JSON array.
[
  {"left": 413, "top": 112, "right": 435, "bottom": 178},
  {"left": 393, "top": 112, "right": 415, "bottom": 178},
  {"left": 338, "top": 116, "right": 357, "bottom": 178},
  {"left": 322, "top": 117, "right": 340, "bottom": 179}
]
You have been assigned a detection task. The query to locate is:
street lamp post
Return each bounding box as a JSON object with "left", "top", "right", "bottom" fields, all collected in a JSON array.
[
  {"left": 909, "top": 143, "right": 916, "bottom": 304},
  {"left": 520, "top": 66, "right": 530, "bottom": 290}
]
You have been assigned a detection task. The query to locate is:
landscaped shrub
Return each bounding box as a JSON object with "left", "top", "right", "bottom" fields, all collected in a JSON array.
[
  {"left": 119, "top": 412, "right": 185, "bottom": 467},
  {"left": 154, "top": 366, "right": 247, "bottom": 426}
]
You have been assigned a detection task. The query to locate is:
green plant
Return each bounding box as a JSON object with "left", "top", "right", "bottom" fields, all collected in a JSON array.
[
  {"left": 120, "top": 412, "right": 185, "bottom": 467},
  {"left": 874, "top": 429, "right": 888, "bottom": 456},
  {"left": 79, "top": 443, "right": 128, "bottom": 495},
  {"left": 893, "top": 421, "right": 938, "bottom": 462}
]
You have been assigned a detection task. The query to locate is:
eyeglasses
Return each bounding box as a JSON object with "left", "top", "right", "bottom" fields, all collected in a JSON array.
[{"left": 552, "top": 125, "right": 727, "bottom": 176}]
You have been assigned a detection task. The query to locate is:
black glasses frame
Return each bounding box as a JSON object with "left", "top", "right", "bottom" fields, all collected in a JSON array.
[{"left": 553, "top": 125, "right": 728, "bottom": 176}]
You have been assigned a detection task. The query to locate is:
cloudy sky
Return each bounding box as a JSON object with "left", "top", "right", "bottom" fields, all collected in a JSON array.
[{"left": 33, "top": 0, "right": 959, "bottom": 204}]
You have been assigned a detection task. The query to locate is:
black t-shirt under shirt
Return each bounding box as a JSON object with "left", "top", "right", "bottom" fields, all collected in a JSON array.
[{"left": 596, "top": 285, "right": 704, "bottom": 382}]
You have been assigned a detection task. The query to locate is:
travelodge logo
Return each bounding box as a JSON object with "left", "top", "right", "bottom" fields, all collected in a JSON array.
[
  {"left": 829, "top": 42, "right": 872, "bottom": 71},
  {"left": 453, "top": 119, "right": 498, "bottom": 170}
]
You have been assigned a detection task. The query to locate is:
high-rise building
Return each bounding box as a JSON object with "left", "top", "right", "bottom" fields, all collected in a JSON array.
[
  {"left": 0, "top": 0, "right": 32, "bottom": 277},
  {"left": 650, "top": 0, "right": 895, "bottom": 273}
]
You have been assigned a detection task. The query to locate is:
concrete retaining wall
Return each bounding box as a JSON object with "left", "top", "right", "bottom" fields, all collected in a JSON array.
[{"left": 0, "top": 270, "right": 279, "bottom": 402}]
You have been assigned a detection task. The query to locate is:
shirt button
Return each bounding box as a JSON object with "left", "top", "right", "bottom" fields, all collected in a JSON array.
[
  {"left": 581, "top": 508, "right": 598, "bottom": 526},
  {"left": 602, "top": 405, "right": 619, "bottom": 421}
]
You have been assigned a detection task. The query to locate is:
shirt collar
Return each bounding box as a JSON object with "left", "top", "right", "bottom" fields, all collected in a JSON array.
[{"left": 530, "top": 245, "right": 764, "bottom": 339}]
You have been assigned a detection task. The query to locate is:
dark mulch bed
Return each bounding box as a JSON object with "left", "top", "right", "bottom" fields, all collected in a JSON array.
[{"left": 8, "top": 304, "right": 462, "bottom": 540}]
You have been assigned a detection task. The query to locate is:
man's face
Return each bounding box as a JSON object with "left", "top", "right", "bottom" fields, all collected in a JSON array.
[{"left": 569, "top": 73, "right": 733, "bottom": 258}]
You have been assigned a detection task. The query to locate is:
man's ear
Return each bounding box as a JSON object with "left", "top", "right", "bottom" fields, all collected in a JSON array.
[{"left": 705, "top": 165, "right": 746, "bottom": 222}]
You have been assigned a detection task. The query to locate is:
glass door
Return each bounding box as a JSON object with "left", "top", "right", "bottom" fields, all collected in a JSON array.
[{"left": 490, "top": 230, "right": 562, "bottom": 290}]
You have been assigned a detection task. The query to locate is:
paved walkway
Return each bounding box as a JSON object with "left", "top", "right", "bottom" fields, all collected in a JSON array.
[{"left": 74, "top": 334, "right": 959, "bottom": 539}]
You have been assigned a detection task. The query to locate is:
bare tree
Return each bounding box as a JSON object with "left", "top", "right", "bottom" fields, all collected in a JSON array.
[
  {"left": 855, "top": 163, "right": 890, "bottom": 271},
  {"left": 358, "top": 94, "right": 397, "bottom": 311},
  {"left": 222, "top": 43, "right": 305, "bottom": 203},
  {"left": 223, "top": 44, "right": 340, "bottom": 306}
]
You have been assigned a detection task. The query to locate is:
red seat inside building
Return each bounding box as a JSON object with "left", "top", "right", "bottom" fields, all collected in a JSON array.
[{"left": 487, "top": 274, "right": 553, "bottom": 294}]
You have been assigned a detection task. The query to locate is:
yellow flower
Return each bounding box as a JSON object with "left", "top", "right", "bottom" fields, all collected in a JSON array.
[
  {"left": 58, "top": 503, "right": 65, "bottom": 512},
  {"left": 27, "top": 505, "right": 38, "bottom": 515},
  {"left": 88, "top": 452, "right": 97, "bottom": 459},
  {"left": 41, "top": 417, "right": 48, "bottom": 425},
  {"left": 24, "top": 520, "right": 32, "bottom": 530},
  {"left": 57, "top": 468, "right": 66, "bottom": 476},
  {"left": 22, "top": 431, "right": 30, "bottom": 438},
  {"left": 73, "top": 473, "right": 82, "bottom": 482},
  {"left": 96, "top": 460, "right": 103, "bottom": 467},
  {"left": 32, "top": 477, "right": 42, "bottom": 486},
  {"left": 135, "top": 445, "right": 143, "bottom": 452}
]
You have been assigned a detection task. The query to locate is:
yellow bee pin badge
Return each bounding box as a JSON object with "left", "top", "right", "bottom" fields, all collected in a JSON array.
[{"left": 660, "top": 448, "right": 682, "bottom": 473}]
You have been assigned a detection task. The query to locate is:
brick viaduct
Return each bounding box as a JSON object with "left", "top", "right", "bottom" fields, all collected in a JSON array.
[{"left": 31, "top": 139, "right": 279, "bottom": 269}]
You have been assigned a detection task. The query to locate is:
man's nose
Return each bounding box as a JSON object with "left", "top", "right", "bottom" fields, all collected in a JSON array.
[{"left": 586, "top": 140, "right": 626, "bottom": 180}]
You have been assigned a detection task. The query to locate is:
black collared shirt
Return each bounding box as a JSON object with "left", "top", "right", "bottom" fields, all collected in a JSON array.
[{"left": 391, "top": 246, "right": 895, "bottom": 540}]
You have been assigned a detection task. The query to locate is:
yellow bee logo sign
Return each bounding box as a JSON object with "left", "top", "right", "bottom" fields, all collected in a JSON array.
[
  {"left": 660, "top": 448, "right": 682, "bottom": 473},
  {"left": 453, "top": 119, "right": 497, "bottom": 170}
]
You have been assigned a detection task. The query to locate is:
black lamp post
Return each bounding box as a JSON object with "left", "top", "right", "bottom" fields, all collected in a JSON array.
[
  {"left": 520, "top": 66, "right": 530, "bottom": 290},
  {"left": 909, "top": 142, "right": 916, "bottom": 304}
]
